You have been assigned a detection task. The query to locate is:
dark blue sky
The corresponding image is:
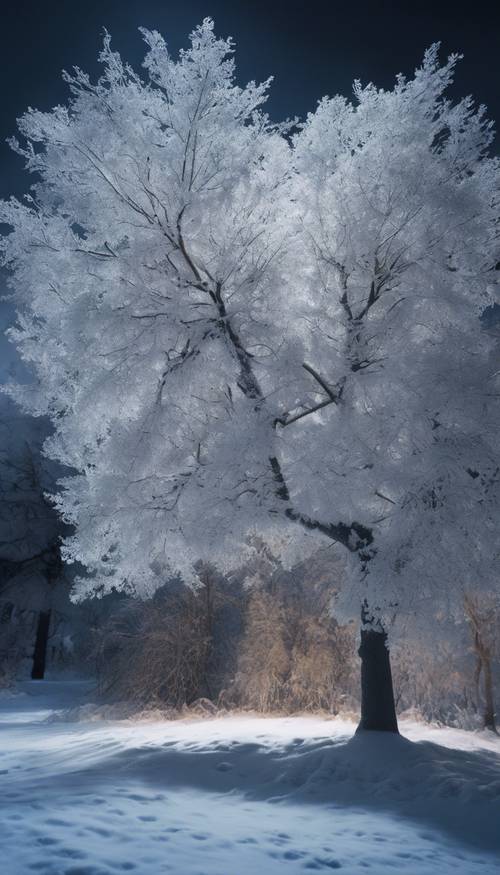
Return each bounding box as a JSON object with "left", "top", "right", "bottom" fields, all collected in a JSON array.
[
  {"left": 0, "top": 0, "right": 499, "bottom": 358},
  {"left": 1, "top": 0, "right": 499, "bottom": 200}
]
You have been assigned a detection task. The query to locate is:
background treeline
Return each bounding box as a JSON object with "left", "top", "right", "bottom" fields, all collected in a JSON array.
[
  {"left": 73, "top": 550, "right": 499, "bottom": 730},
  {"left": 2, "top": 542, "right": 498, "bottom": 731}
]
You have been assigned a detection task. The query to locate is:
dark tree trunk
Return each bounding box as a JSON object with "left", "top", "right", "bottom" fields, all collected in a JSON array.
[
  {"left": 31, "top": 610, "right": 51, "bottom": 680},
  {"left": 356, "top": 624, "right": 399, "bottom": 733}
]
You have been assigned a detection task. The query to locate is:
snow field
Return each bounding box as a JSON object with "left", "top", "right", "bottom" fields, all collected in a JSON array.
[{"left": 1, "top": 682, "right": 499, "bottom": 875}]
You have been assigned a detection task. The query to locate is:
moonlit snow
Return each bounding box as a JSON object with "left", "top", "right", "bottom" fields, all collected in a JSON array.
[{"left": 1, "top": 681, "right": 499, "bottom": 874}]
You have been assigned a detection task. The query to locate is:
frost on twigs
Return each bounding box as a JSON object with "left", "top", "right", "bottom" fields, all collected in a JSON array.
[{"left": 0, "top": 22, "right": 498, "bottom": 641}]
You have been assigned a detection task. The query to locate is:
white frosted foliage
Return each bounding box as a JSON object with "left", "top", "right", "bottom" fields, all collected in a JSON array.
[{"left": 0, "top": 23, "right": 498, "bottom": 628}]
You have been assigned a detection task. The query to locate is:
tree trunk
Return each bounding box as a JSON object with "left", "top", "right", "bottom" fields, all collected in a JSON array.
[
  {"left": 473, "top": 651, "right": 482, "bottom": 714},
  {"left": 31, "top": 609, "right": 51, "bottom": 680},
  {"left": 464, "top": 594, "right": 497, "bottom": 734},
  {"left": 356, "top": 624, "right": 399, "bottom": 733},
  {"left": 482, "top": 650, "right": 497, "bottom": 733}
]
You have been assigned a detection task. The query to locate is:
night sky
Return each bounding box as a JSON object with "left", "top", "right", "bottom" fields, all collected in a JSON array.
[
  {"left": 1, "top": 0, "right": 499, "bottom": 201},
  {"left": 0, "top": 0, "right": 499, "bottom": 353}
]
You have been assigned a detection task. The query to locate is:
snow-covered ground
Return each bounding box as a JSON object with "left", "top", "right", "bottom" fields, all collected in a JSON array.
[{"left": 1, "top": 682, "right": 499, "bottom": 874}]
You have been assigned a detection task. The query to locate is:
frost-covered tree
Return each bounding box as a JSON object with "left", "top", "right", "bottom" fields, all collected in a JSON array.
[
  {"left": 0, "top": 19, "right": 297, "bottom": 588},
  {"left": 1, "top": 22, "right": 498, "bottom": 730},
  {"left": 289, "top": 47, "right": 499, "bottom": 727}
]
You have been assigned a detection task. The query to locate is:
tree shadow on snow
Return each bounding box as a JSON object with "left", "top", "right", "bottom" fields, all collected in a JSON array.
[{"left": 29, "top": 725, "right": 500, "bottom": 854}]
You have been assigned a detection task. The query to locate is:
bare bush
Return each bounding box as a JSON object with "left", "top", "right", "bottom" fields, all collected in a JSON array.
[
  {"left": 87, "top": 551, "right": 357, "bottom": 715},
  {"left": 230, "top": 581, "right": 357, "bottom": 714},
  {"left": 392, "top": 639, "right": 477, "bottom": 725},
  {"left": 231, "top": 589, "right": 290, "bottom": 712},
  {"left": 93, "top": 586, "right": 213, "bottom": 707}
]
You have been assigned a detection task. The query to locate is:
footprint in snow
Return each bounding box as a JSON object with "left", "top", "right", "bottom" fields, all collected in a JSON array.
[
  {"left": 270, "top": 832, "right": 291, "bottom": 846},
  {"left": 85, "top": 826, "right": 112, "bottom": 837},
  {"left": 63, "top": 868, "right": 104, "bottom": 875},
  {"left": 304, "top": 858, "right": 342, "bottom": 870},
  {"left": 53, "top": 848, "right": 88, "bottom": 860}
]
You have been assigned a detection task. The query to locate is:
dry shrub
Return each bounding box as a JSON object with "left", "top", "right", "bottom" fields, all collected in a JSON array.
[
  {"left": 94, "top": 586, "right": 212, "bottom": 707},
  {"left": 89, "top": 553, "right": 357, "bottom": 715},
  {"left": 392, "top": 639, "right": 476, "bottom": 725},
  {"left": 232, "top": 590, "right": 290, "bottom": 711},
  {"left": 288, "top": 615, "right": 356, "bottom": 712},
  {"left": 230, "top": 584, "right": 357, "bottom": 713}
]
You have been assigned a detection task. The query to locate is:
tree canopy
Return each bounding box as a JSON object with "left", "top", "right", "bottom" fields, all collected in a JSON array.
[{"left": 1, "top": 20, "right": 498, "bottom": 635}]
